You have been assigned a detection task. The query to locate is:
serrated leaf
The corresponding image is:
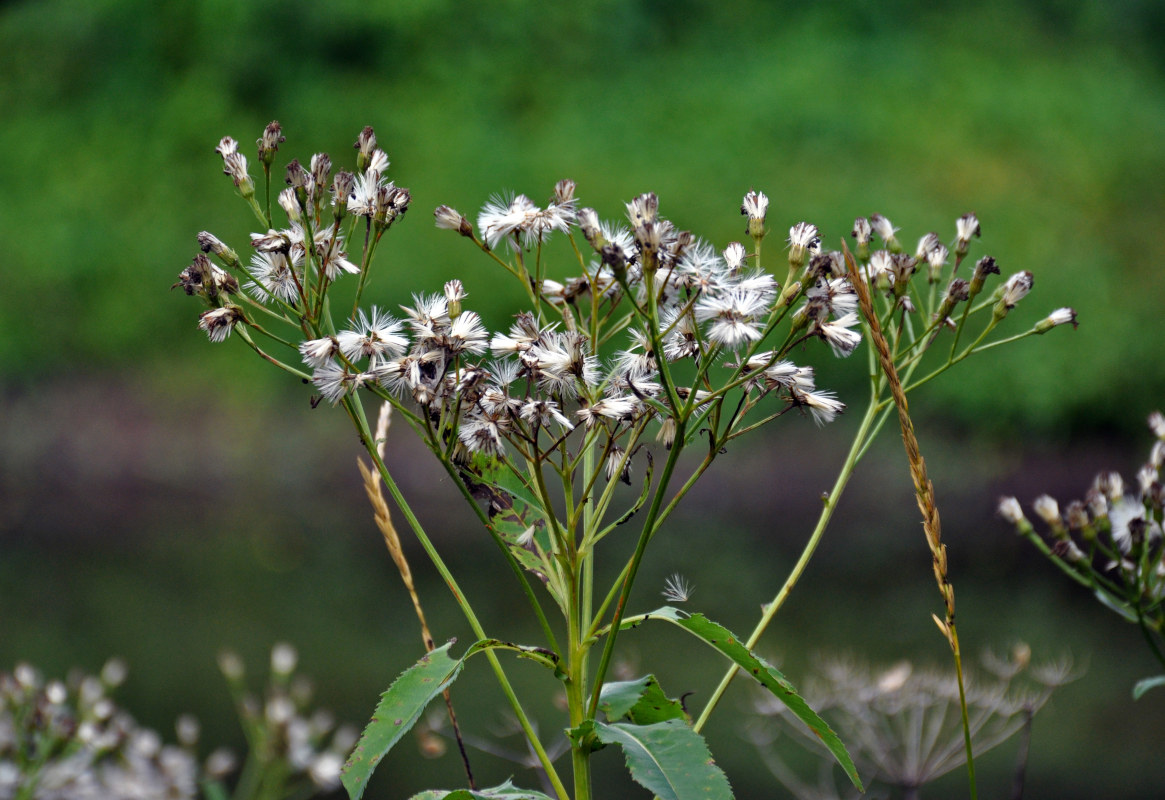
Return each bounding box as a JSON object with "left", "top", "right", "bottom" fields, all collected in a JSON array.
[
  {"left": 342, "top": 642, "right": 465, "bottom": 800},
  {"left": 599, "top": 674, "right": 687, "bottom": 724},
  {"left": 408, "top": 778, "right": 556, "bottom": 799},
  {"left": 589, "top": 719, "right": 732, "bottom": 800},
  {"left": 343, "top": 641, "right": 563, "bottom": 799},
  {"left": 634, "top": 606, "right": 862, "bottom": 792},
  {"left": 1132, "top": 674, "right": 1165, "bottom": 700}
]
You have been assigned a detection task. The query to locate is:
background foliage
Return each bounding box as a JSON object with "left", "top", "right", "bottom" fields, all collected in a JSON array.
[{"left": 2, "top": 0, "right": 1165, "bottom": 797}]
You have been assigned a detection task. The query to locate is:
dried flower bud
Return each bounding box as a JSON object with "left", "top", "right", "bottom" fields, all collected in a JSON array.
[
  {"left": 173, "top": 254, "right": 215, "bottom": 299},
  {"left": 278, "top": 187, "right": 300, "bottom": 222},
  {"left": 257, "top": 121, "right": 284, "bottom": 166},
  {"left": 869, "top": 214, "right": 900, "bottom": 251},
  {"left": 1065, "top": 500, "right": 1089, "bottom": 531},
  {"left": 968, "top": 255, "right": 1000, "bottom": 299},
  {"left": 852, "top": 217, "right": 873, "bottom": 258},
  {"left": 606, "top": 446, "right": 632, "bottom": 484},
  {"left": 101, "top": 657, "right": 128, "bottom": 688},
  {"left": 626, "top": 192, "right": 658, "bottom": 230},
  {"left": 576, "top": 207, "right": 603, "bottom": 249},
  {"left": 198, "top": 306, "right": 244, "bottom": 343},
  {"left": 217, "top": 137, "right": 255, "bottom": 198},
  {"left": 1148, "top": 411, "right": 1165, "bottom": 440},
  {"left": 271, "top": 642, "right": 298, "bottom": 676},
  {"left": 176, "top": 714, "right": 201, "bottom": 747},
  {"left": 285, "top": 159, "right": 309, "bottom": 210},
  {"left": 993, "top": 270, "right": 1034, "bottom": 319},
  {"left": 310, "top": 152, "right": 332, "bottom": 196},
  {"left": 742, "top": 189, "right": 769, "bottom": 239},
  {"left": 787, "top": 222, "right": 819, "bottom": 270},
  {"left": 1032, "top": 494, "right": 1063, "bottom": 531},
  {"left": 434, "top": 204, "right": 473, "bottom": 237},
  {"left": 218, "top": 650, "right": 245, "bottom": 682},
  {"left": 955, "top": 213, "right": 981, "bottom": 258},
  {"left": 205, "top": 748, "right": 238, "bottom": 779},
  {"left": 444, "top": 279, "right": 466, "bottom": 318},
  {"left": 554, "top": 178, "right": 576, "bottom": 207},
  {"left": 1093, "top": 471, "right": 1124, "bottom": 501},
  {"left": 198, "top": 231, "right": 240, "bottom": 268},
  {"left": 331, "top": 171, "right": 356, "bottom": 219},
  {"left": 355, "top": 126, "right": 377, "bottom": 171},
  {"left": 997, "top": 496, "right": 1026, "bottom": 525},
  {"left": 1035, "top": 307, "right": 1077, "bottom": 333}
]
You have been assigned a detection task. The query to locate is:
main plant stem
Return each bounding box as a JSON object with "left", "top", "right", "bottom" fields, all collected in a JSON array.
[{"left": 344, "top": 396, "right": 570, "bottom": 800}]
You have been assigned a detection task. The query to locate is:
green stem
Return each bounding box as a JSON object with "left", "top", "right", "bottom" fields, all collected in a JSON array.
[
  {"left": 693, "top": 394, "right": 880, "bottom": 732},
  {"left": 587, "top": 421, "right": 687, "bottom": 718},
  {"left": 344, "top": 395, "right": 569, "bottom": 800}
]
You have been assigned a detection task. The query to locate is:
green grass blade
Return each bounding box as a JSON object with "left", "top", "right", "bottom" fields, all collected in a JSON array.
[{"left": 635, "top": 606, "right": 863, "bottom": 791}]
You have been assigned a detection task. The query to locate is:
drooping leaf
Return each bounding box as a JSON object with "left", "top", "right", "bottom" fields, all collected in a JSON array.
[
  {"left": 343, "top": 641, "right": 564, "bottom": 799},
  {"left": 464, "top": 639, "right": 565, "bottom": 680},
  {"left": 632, "top": 606, "right": 863, "bottom": 791},
  {"left": 1093, "top": 588, "right": 1139, "bottom": 623},
  {"left": 599, "top": 674, "right": 687, "bottom": 724},
  {"left": 408, "top": 778, "right": 556, "bottom": 799},
  {"left": 342, "top": 642, "right": 465, "bottom": 799},
  {"left": 587, "top": 719, "right": 733, "bottom": 800},
  {"left": 1132, "top": 674, "right": 1165, "bottom": 700}
]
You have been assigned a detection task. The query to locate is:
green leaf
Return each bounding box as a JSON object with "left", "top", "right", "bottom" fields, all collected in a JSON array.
[
  {"left": 588, "top": 719, "right": 733, "bottom": 800},
  {"left": 633, "top": 606, "right": 863, "bottom": 792},
  {"left": 464, "top": 638, "right": 565, "bottom": 680},
  {"left": 599, "top": 674, "right": 688, "bottom": 724},
  {"left": 408, "top": 778, "right": 556, "bottom": 799},
  {"left": 1092, "top": 587, "right": 1139, "bottom": 622},
  {"left": 1132, "top": 674, "right": 1165, "bottom": 700},
  {"left": 343, "top": 641, "right": 563, "bottom": 799},
  {"left": 342, "top": 642, "right": 466, "bottom": 800}
]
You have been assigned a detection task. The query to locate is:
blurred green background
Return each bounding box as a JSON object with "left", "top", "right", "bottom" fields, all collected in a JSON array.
[{"left": 3, "top": 0, "right": 1165, "bottom": 797}]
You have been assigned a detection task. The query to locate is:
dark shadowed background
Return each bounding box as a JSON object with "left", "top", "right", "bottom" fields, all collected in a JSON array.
[{"left": 3, "top": 1, "right": 1165, "bottom": 797}]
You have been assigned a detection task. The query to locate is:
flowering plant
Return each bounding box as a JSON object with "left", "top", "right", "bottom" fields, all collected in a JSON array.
[
  {"left": 175, "top": 122, "right": 1075, "bottom": 800},
  {"left": 999, "top": 413, "right": 1165, "bottom": 699}
]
